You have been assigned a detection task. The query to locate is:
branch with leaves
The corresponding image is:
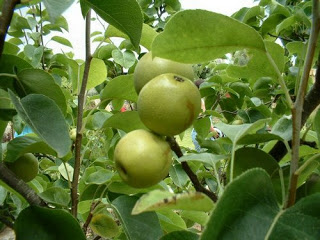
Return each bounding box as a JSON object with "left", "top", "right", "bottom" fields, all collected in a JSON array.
[{"left": 166, "top": 136, "right": 218, "bottom": 202}]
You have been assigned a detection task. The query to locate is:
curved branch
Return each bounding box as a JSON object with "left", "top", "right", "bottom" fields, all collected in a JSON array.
[
  {"left": 0, "top": 163, "right": 46, "bottom": 206},
  {"left": 0, "top": 0, "right": 20, "bottom": 57},
  {"left": 166, "top": 136, "right": 218, "bottom": 202}
]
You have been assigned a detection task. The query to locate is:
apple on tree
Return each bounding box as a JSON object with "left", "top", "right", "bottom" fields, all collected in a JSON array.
[
  {"left": 5, "top": 153, "right": 39, "bottom": 182},
  {"left": 114, "top": 129, "right": 172, "bottom": 188}
]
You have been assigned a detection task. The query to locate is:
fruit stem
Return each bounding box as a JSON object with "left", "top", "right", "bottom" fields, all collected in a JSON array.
[{"left": 166, "top": 136, "right": 218, "bottom": 202}]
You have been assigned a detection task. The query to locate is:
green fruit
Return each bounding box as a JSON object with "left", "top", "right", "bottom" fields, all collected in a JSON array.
[
  {"left": 69, "top": 128, "right": 76, "bottom": 141},
  {"left": 138, "top": 73, "right": 201, "bottom": 136},
  {"left": 114, "top": 129, "right": 172, "bottom": 188},
  {"left": 6, "top": 153, "right": 38, "bottom": 182},
  {"left": 134, "top": 51, "right": 194, "bottom": 93},
  {"left": 90, "top": 213, "right": 119, "bottom": 238}
]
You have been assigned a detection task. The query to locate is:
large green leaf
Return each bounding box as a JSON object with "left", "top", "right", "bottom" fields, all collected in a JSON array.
[
  {"left": 103, "top": 111, "right": 147, "bottom": 133},
  {"left": 112, "top": 195, "right": 163, "bottom": 240},
  {"left": 16, "top": 69, "right": 67, "bottom": 115},
  {"left": 14, "top": 206, "right": 86, "bottom": 240},
  {"left": 9, "top": 92, "right": 72, "bottom": 158},
  {"left": 5, "top": 135, "right": 56, "bottom": 162},
  {"left": 132, "top": 190, "right": 214, "bottom": 215},
  {"left": 314, "top": 107, "right": 320, "bottom": 145},
  {"left": 39, "top": 187, "right": 70, "bottom": 207},
  {"left": 201, "top": 168, "right": 320, "bottom": 240},
  {"left": 42, "top": 0, "right": 75, "bottom": 23},
  {"left": 84, "top": 0, "right": 143, "bottom": 48},
  {"left": 100, "top": 74, "right": 138, "bottom": 102},
  {"left": 152, "top": 10, "right": 266, "bottom": 63}
]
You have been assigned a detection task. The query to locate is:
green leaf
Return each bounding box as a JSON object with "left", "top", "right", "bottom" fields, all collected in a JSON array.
[
  {"left": 276, "top": 15, "right": 296, "bottom": 35},
  {"left": 152, "top": 10, "right": 266, "bottom": 63},
  {"left": 216, "top": 118, "right": 269, "bottom": 145},
  {"left": 90, "top": 213, "right": 120, "bottom": 238},
  {"left": 132, "top": 190, "right": 214, "bottom": 215},
  {"left": 17, "top": 69, "right": 67, "bottom": 115},
  {"left": 112, "top": 195, "right": 163, "bottom": 240},
  {"left": 86, "top": 58, "right": 107, "bottom": 90},
  {"left": 180, "top": 210, "right": 209, "bottom": 226},
  {"left": 232, "top": 147, "right": 279, "bottom": 179},
  {"left": 85, "top": 0, "right": 143, "bottom": 49},
  {"left": 39, "top": 187, "right": 70, "bottom": 206},
  {"left": 105, "top": 23, "right": 158, "bottom": 50},
  {"left": 84, "top": 169, "right": 113, "bottom": 185},
  {"left": 178, "top": 153, "right": 228, "bottom": 168},
  {"left": 100, "top": 74, "right": 138, "bottom": 102},
  {"left": 51, "top": 36, "right": 73, "bottom": 48},
  {"left": 5, "top": 135, "right": 56, "bottom": 162},
  {"left": 103, "top": 111, "right": 147, "bottom": 133},
  {"left": 0, "top": 54, "right": 32, "bottom": 91},
  {"left": 236, "top": 133, "right": 282, "bottom": 145},
  {"left": 3, "top": 41, "right": 20, "bottom": 55},
  {"left": 271, "top": 115, "right": 292, "bottom": 141},
  {"left": 112, "top": 49, "right": 136, "bottom": 69},
  {"left": 202, "top": 168, "right": 320, "bottom": 239},
  {"left": 160, "top": 230, "right": 199, "bottom": 240},
  {"left": 201, "top": 168, "right": 279, "bottom": 240},
  {"left": 14, "top": 206, "right": 86, "bottom": 240},
  {"left": 157, "top": 209, "right": 187, "bottom": 233},
  {"left": 97, "top": 44, "right": 117, "bottom": 60},
  {"left": 42, "top": 0, "right": 75, "bottom": 23},
  {"left": 169, "top": 164, "right": 189, "bottom": 188},
  {"left": 232, "top": 6, "right": 264, "bottom": 24},
  {"left": 9, "top": 92, "right": 72, "bottom": 158}
]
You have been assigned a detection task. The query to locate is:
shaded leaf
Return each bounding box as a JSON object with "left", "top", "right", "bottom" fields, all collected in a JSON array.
[
  {"left": 42, "top": 0, "right": 75, "bottom": 23},
  {"left": 39, "top": 187, "right": 70, "bottom": 206},
  {"left": 160, "top": 230, "right": 199, "bottom": 240},
  {"left": 112, "top": 195, "right": 162, "bottom": 240},
  {"left": 178, "top": 153, "right": 228, "bottom": 167},
  {"left": 14, "top": 206, "right": 86, "bottom": 240}
]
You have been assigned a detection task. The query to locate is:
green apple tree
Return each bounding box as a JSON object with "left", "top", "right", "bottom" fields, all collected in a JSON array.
[{"left": 1, "top": 0, "right": 320, "bottom": 239}]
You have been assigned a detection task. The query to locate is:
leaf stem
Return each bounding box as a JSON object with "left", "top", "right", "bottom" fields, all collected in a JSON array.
[
  {"left": 166, "top": 136, "right": 218, "bottom": 202},
  {"left": 71, "top": 10, "right": 92, "bottom": 217},
  {"left": 286, "top": 0, "right": 320, "bottom": 208}
]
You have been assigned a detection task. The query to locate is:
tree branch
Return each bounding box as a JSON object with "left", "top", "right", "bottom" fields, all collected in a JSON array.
[
  {"left": 71, "top": 10, "right": 92, "bottom": 217},
  {"left": 82, "top": 200, "right": 100, "bottom": 234},
  {"left": 0, "top": 0, "right": 20, "bottom": 57},
  {"left": 286, "top": 0, "right": 320, "bottom": 208},
  {"left": 0, "top": 163, "right": 46, "bottom": 206},
  {"left": 166, "top": 136, "right": 218, "bottom": 202},
  {"left": 270, "top": 52, "right": 320, "bottom": 162}
]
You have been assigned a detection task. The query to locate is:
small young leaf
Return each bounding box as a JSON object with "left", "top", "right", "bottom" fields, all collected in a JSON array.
[{"left": 51, "top": 36, "right": 73, "bottom": 48}]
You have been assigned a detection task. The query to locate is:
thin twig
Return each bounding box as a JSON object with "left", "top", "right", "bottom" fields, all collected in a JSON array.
[
  {"left": 0, "top": 163, "right": 46, "bottom": 206},
  {"left": 82, "top": 200, "right": 101, "bottom": 233},
  {"left": 0, "top": 0, "right": 21, "bottom": 57},
  {"left": 71, "top": 10, "right": 92, "bottom": 217},
  {"left": 286, "top": 0, "right": 320, "bottom": 208},
  {"left": 166, "top": 136, "right": 218, "bottom": 202}
]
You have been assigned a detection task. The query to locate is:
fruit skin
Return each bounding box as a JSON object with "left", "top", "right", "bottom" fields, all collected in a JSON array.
[
  {"left": 114, "top": 129, "right": 172, "bottom": 188},
  {"left": 133, "top": 51, "right": 194, "bottom": 93},
  {"left": 6, "top": 153, "right": 39, "bottom": 182},
  {"left": 137, "top": 73, "right": 201, "bottom": 136}
]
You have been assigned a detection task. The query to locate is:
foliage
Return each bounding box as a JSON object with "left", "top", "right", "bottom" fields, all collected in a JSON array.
[{"left": 1, "top": 0, "right": 320, "bottom": 239}]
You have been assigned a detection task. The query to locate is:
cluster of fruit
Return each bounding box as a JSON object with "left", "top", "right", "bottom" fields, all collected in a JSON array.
[{"left": 114, "top": 52, "right": 201, "bottom": 188}]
